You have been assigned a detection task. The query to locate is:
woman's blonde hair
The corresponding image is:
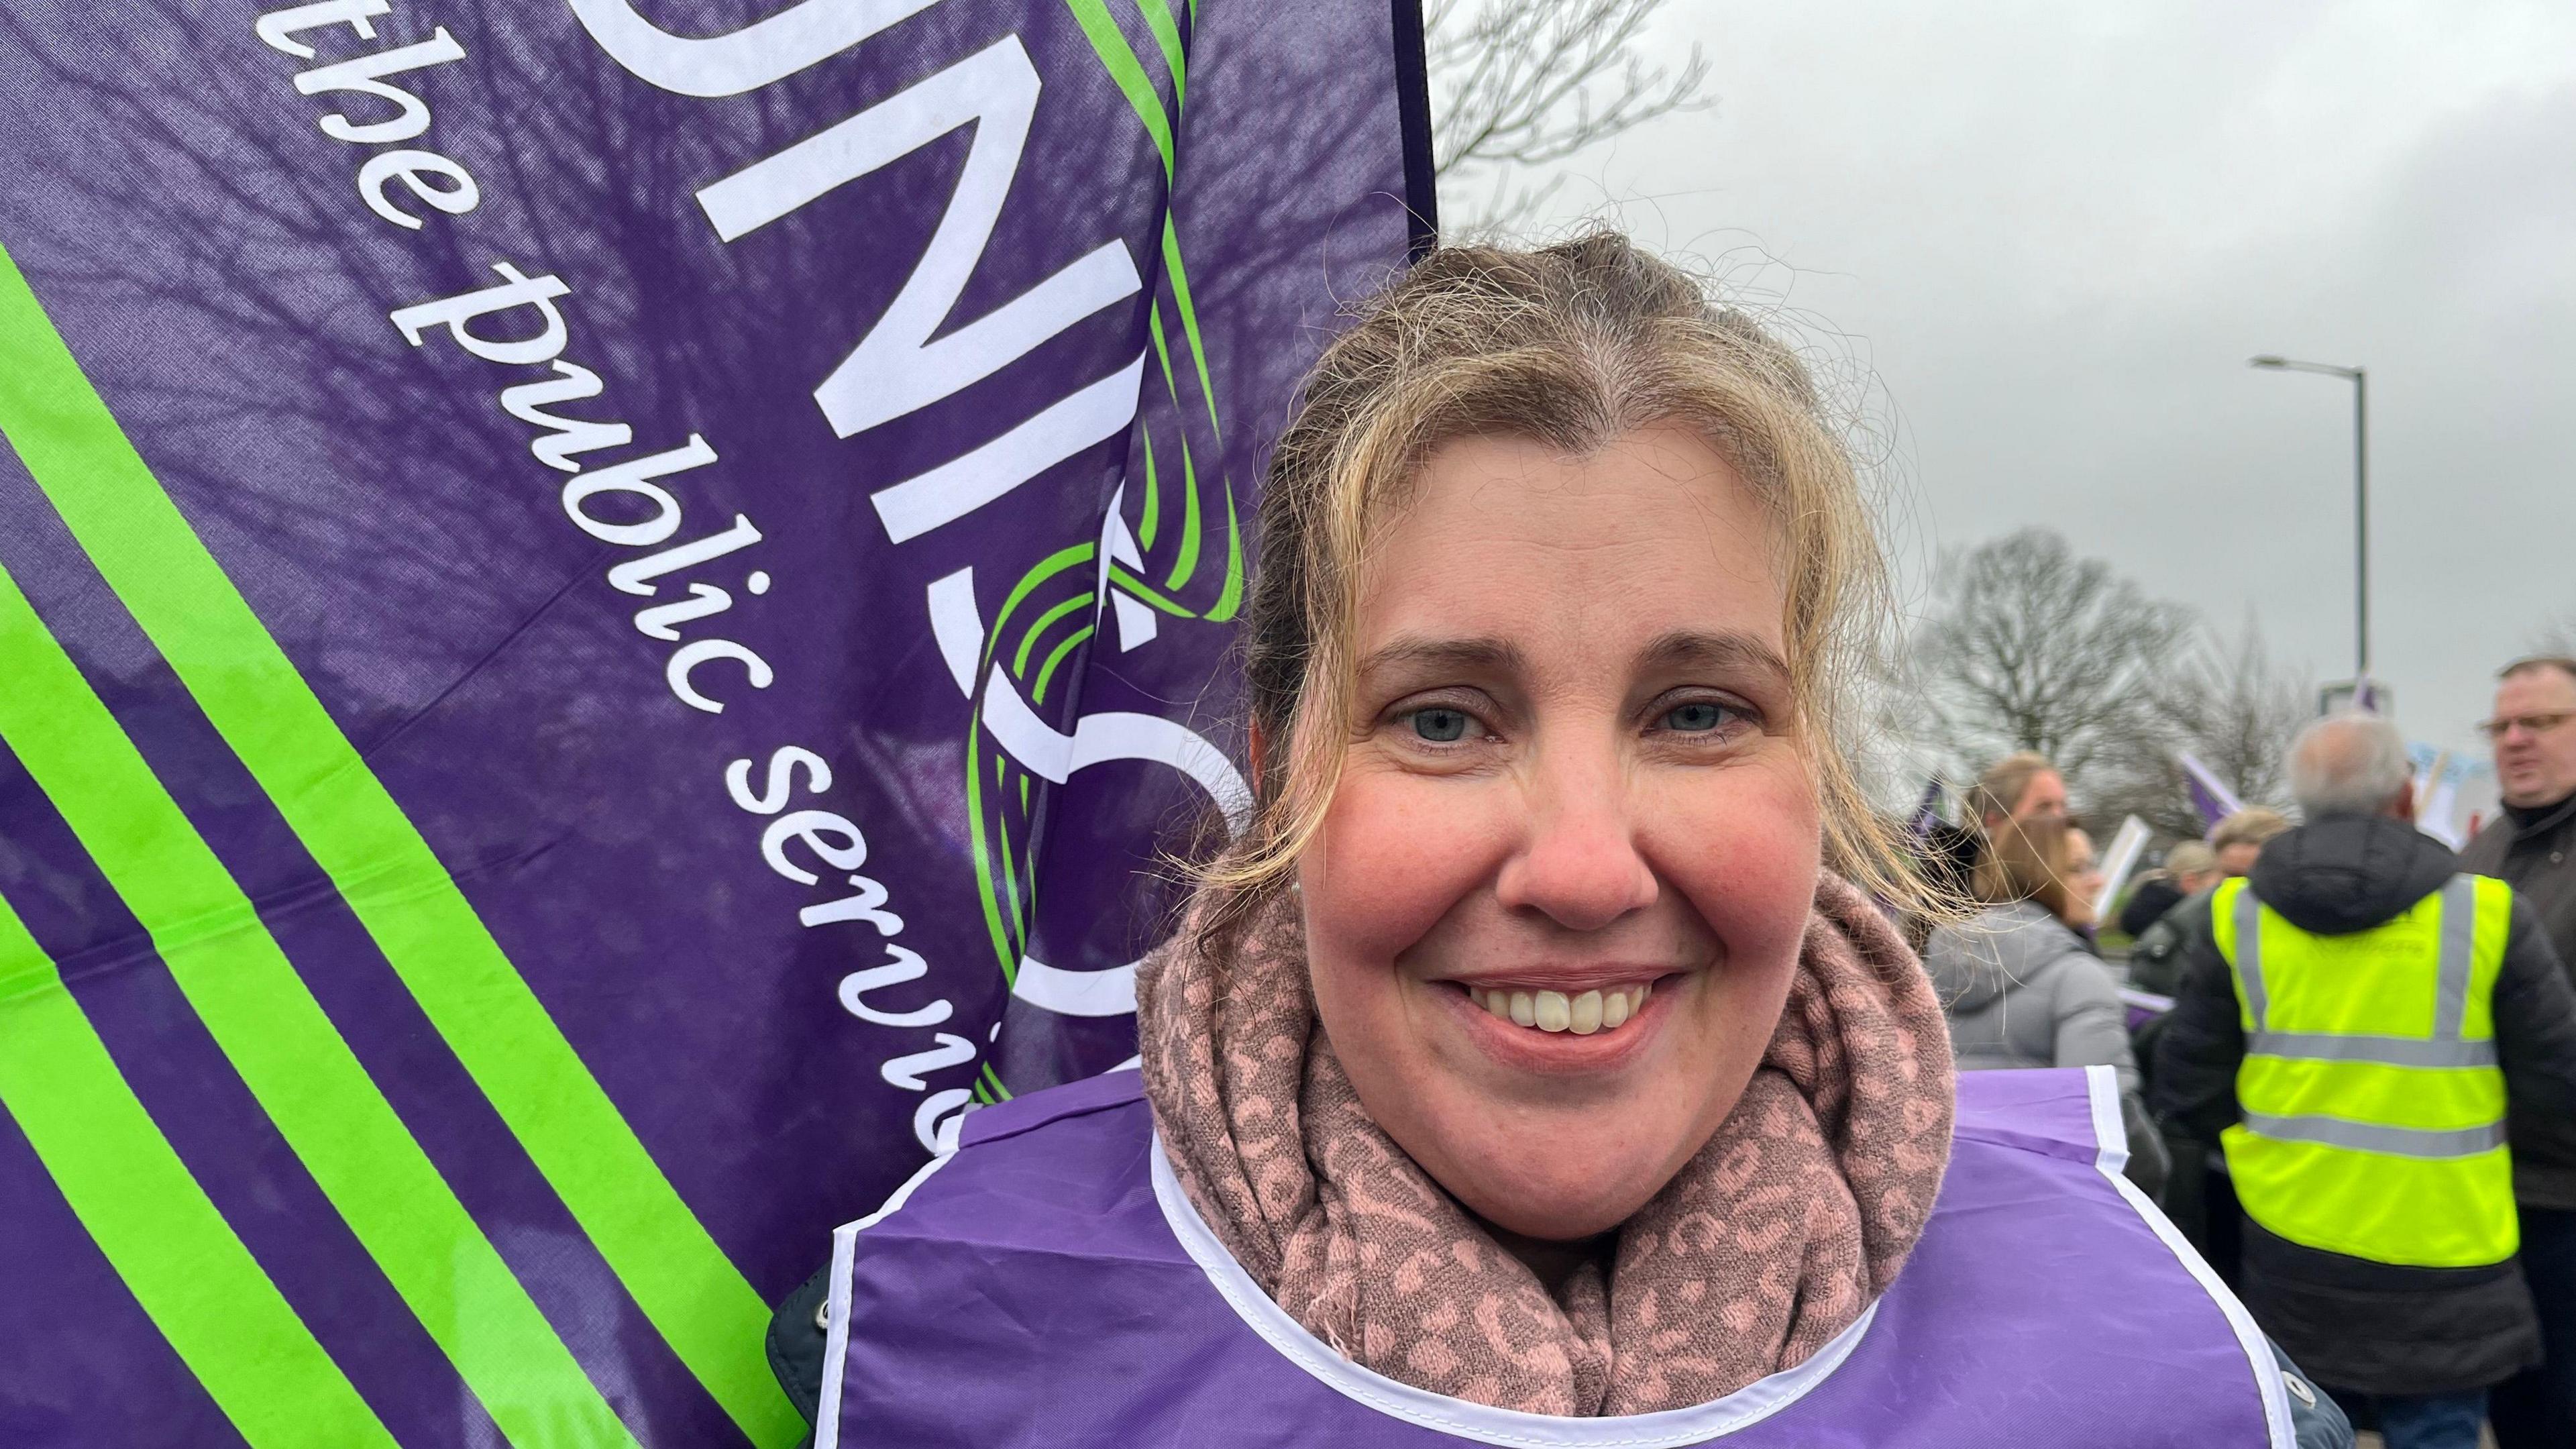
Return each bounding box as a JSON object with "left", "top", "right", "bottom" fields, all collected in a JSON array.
[
  {"left": 1969, "top": 751, "right": 2057, "bottom": 828},
  {"left": 1972, "top": 814, "right": 2078, "bottom": 920},
  {"left": 1197, "top": 233, "right": 1930, "bottom": 928}
]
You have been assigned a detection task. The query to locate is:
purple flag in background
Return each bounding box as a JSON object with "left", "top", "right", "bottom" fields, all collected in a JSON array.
[
  {"left": 0, "top": 3, "right": 1429, "bottom": 1444},
  {"left": 2176, "top": 751, "right": 2247, "bottom": 833}
]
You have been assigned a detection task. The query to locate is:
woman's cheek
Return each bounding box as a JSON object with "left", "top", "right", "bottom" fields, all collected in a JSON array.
[
  {"left": 1303, "top": 762, "right": 1507, "bottom": 963},
  {"left": 1654, "top": 755, "right": 1821, "bottom": 963}
]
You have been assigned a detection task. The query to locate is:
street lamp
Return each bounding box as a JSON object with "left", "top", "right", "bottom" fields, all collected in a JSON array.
[{"left": 2249, "top": 355, "right": 2369, "bottom": 680}]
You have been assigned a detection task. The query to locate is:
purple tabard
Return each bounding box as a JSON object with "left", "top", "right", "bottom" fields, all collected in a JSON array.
[{"left": 820, "top": 1067, "right": 2293, "bottom": 1448}]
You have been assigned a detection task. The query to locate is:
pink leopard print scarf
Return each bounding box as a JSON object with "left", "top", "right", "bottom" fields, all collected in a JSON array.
[{"left": 1136, "top": 874, "right": 1954, "bottom": 1416}]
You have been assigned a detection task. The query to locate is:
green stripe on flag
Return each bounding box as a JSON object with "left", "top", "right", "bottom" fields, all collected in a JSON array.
[
  {"left": 1159, "top": 218, "right": 1222, "bottom": 439},
  {"left": 1012, "top": 592, "right": 1093, "bottom": 677},
  {"left": 1207, "top": 483, "right": 1245, "bottom": 623},
  {"left": 1165, "top": 433, "right": 1203, "bottom": 590},
  {"left": 963, "top": 712, "right": 1018, "bottom": 981},
  {"left": 0, "top": 241, "right": 799, "bottom": 1446},
  {"left": 1061, "top": 0, "right": 1223, "bottom": 442},
  {"left": 1064, "top": 0, "right": 1173, "bottom": 178},
  {"left": 1107, "top": 564, "right": 1194, "bottom": 617},
  {"left": 1135, "top": 0, "right": 1186, "bottom": 109},
  {"left": 0, "top": 897, "right": 400, "bottom": 1449},
  {"left": 1138, "top": 424, "right": 1163, "bottom": 549},
  {"left": 1146, "top": 302, "right": 1179, "bottom": 402},
  {"left": 0, "top": 564, "right": 636, "bottom": 1448},
  {"left": 1032, "top": 625, "right": 1095, "bottom": 705}
]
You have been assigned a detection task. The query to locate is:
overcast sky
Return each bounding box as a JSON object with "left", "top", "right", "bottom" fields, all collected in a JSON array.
[{"left": 1483, "top": 0, "right": 2576, "bottom": 769}]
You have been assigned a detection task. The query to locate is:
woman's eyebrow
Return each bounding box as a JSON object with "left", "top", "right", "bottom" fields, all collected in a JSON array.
[
  {"left": 1356, "top": 635, "right": 1527, "bottom": 681},
  {"left": 1638, "top": 630, "right": 1791, "bottom": 687}
]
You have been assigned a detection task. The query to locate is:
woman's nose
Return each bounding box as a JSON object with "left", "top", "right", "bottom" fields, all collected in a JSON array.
[{"left": 1493, "top": 752, "right": 1658, "bottom": 932}]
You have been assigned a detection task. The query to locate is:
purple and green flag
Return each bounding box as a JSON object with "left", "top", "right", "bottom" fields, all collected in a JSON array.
[{"left": 0, "top": 1, "right": 1431, "bottom": 1444}]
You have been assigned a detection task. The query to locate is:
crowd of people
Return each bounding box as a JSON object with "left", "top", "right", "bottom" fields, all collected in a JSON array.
[{"left": 1922, "top": 655, "right": 2576, "bottom": 1448}]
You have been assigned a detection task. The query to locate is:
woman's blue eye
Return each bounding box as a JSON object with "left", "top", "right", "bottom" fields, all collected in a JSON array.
[
  {"left": 1664, "top": 702, "right": 1728, "bottom": 733},
  {"left": 1410, "top": 708, "right": 1471, "bottom": 743}
]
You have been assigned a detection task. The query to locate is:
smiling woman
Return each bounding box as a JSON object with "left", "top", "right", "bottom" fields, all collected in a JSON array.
[
  {"left": 792, "top": 235, "right": 2349, "bottom": 1448},
  {"left": 1302, "top": 428, "right": 1844, "bottom": 1240}
]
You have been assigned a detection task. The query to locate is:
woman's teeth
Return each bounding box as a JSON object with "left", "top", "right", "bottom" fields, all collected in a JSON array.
[{"left": 1470, "top": 983, "right": 1651, "bottom": 1036}]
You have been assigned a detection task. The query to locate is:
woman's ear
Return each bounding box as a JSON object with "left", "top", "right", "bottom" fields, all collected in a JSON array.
[{"left": 1247, "top": 720, "right": 1269, "bottom": 801}]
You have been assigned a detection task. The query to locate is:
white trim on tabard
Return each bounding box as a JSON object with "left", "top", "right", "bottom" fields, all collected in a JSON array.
[
  {"left": 814, "top": 1147, "right": 959, "bottom": 1449},
  {"left": 2082, "top": 1065, "right": 2294, "bottom": 1449},
  {"left": 1147, "top": 1132, "right": 1875, "bottom": 1448},
  {"left": 811, "top": 1220, "right": 860, "bottom": 1449}
]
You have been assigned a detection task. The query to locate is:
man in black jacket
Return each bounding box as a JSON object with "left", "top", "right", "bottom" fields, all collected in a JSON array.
[
  {"left": 2155, "top": 712, "right": 2576, "bottom": 1448},
  {"left": 2462, "top": 655, "right": 2576, "bottom": 1448}
]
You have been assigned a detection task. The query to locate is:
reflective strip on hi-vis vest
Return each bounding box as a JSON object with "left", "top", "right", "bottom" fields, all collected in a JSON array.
[{"left": 2214, "top": 873, "right": 2518, "bottom": 1268}]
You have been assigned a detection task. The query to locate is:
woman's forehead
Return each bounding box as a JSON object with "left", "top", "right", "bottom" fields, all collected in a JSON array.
[{"left": 1354, "top": 429, "right": 1789, "bottom": 667}]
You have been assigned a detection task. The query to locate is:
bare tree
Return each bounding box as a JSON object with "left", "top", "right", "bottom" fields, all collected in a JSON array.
[
  {"left": 1426, "top": 0, "right": 1710, "bottom": 233},
  {"left": 1909, "top": 529, "right": 2196, "bottom": 824},
  {"left": 2076, "top": 615, "right": 2312, "bottom": 841},
  {"left": 2178, "top": 614, "right": 2310, "bottom": 808}
]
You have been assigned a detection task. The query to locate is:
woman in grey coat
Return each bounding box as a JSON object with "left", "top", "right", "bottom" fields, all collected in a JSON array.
[{"left": 1925, "top": 817, "right": 2169, "bottom": 1193}]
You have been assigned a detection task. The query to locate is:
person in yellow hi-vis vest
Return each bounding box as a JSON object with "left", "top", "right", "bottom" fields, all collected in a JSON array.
[{"left": 2155, "top": 711, "right": 2576, "bottom": 1449}]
